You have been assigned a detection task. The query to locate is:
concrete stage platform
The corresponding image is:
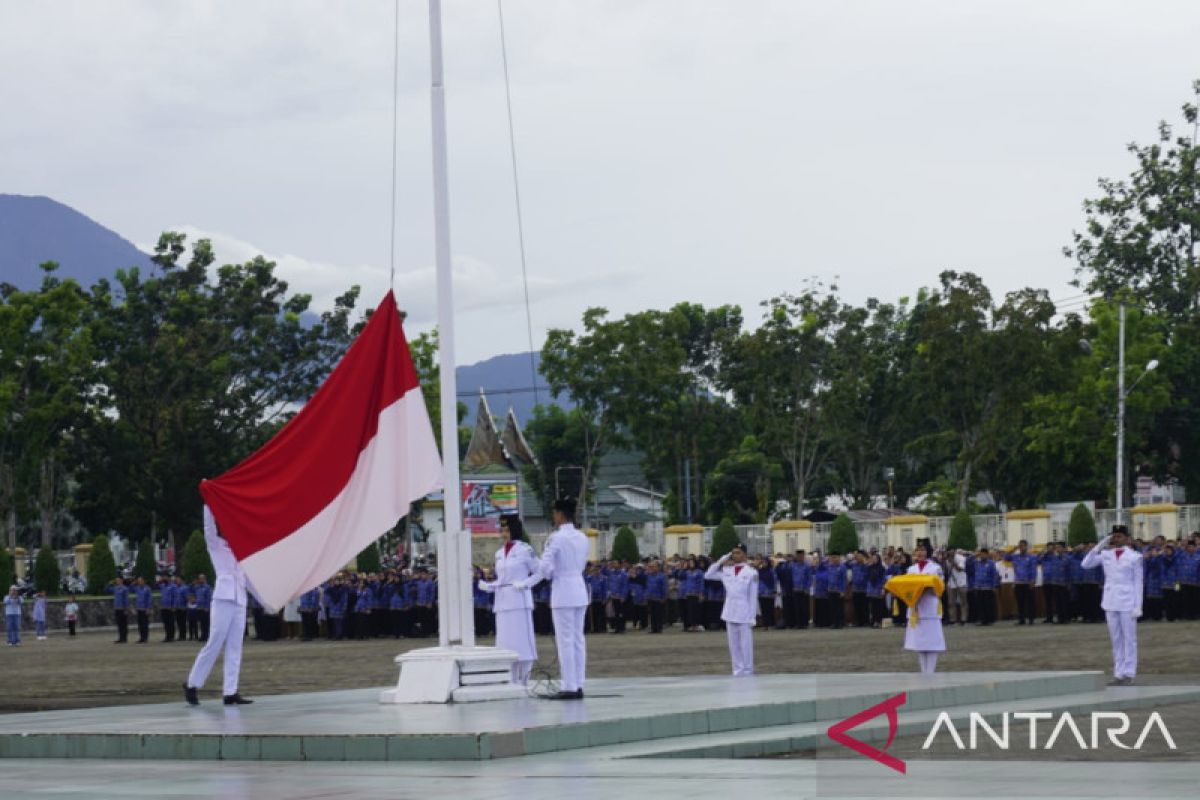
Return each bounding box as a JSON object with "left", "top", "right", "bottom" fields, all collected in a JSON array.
[{"left": 3, "top": 671, "right": 1198, "bottom": 763}]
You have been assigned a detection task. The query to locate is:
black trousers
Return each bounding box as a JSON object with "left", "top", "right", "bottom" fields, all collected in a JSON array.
[
  {"left": 67, "top": 620, "right": 76, "bottom": 636},
  {"left": 1145, "top": 596, "right": 1163, "bottom": 621},
  {"left": 1183, "top": 585, "right": 1200, "bottom": 620},
  {"left": 301, "top": 610, "right": 319, "bottom": 640},
  {"left": 780, "top": 590, "right": 796, "bottom": 628},
  {"left": 758, "top": 596, "right": 775, "bottom": 628},
  {"left": 1053, "top": 585, "right": 1071, "bottom": 623},
  {"left": 852, "top": 592, "right": 869, "bottom": 627},
  {"left": 649, "top": 600, "right": 664, "bottom": 632},
  {"left": 976, "top": 590, "right": 996, "bottom": 625},
  {"left": 814, "top": 597, "right": 828, "bottom": 628},
  {"left": 161, "top": 609, "right": 176, "bottom": 641},
  {"left": 685, "top": 596, "right": 702, "bottom": 629},
  {"left": 1042, "top": 586, "right": 1056, "bottom": 622},
  {"left": 869, "top": 596, "right": 886, "bottom": 626},
  {"left": 1014, "top": 583, "right": 1034, "bottom": 623},
  {"left": 174, "top": 609, "right": 188, "bottom": 640},
  {"left": 114, "top": 609, "right": 128, "bottom": 642},
  {"left": 589, "top": 601, "right": 606, "bottom": 633},
  {"left": 198, "top": 609, "right": 211, "bottom": 640},
  {"left": 1163, "top": 588, "right": 1180, "bottom": 621},
  {"left": 828, "top": 593, "right": 844, "bottom": 628},
  {"left": 609, "top": 599, "right": 626, "bottom": 633},
  {"left": 136, "top": 610, "right": 150, "bottom": 642},
  {"left": 794, "top": 592, "right": 810, "bottom": 628}
]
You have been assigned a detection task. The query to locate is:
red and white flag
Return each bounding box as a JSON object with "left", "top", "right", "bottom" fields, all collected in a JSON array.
[{"left": 199, "top": 291, "right": 442, "bottom": 610}]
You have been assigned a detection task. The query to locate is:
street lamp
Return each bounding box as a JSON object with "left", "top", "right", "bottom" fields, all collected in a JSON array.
[{"left": 1082, "top": 303, "right": 1159, "bottom": 519}]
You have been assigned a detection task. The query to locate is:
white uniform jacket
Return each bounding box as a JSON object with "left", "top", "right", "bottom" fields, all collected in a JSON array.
[
  {"left": 488, "top": 540, "right": 537, "bottom": 612},
  {"left": 705, "top": 556, "right": 759, "bottom": 625},
  {"left": 531, "top": 524, "right": 590, "bottom": 609},
  {"left": 1081, "top": 541, "right": 1143, "bottom": 614},
  {"left": 204, "top": 505, "right": 249, "bottom": 608}
]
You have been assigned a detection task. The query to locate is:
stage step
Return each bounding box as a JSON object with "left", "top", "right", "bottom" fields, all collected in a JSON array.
[{"left": 0, "top": 672, "right": 1126, "bottom": 762}]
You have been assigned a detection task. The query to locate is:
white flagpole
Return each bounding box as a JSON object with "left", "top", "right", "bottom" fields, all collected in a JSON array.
[{"left": 429, "top": 0, "right": 474, "bottom": 649}]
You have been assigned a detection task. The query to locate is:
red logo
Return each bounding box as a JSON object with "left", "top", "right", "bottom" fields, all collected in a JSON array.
[{"left": 826, "top": 692, "right": 907, "bottom": 774}]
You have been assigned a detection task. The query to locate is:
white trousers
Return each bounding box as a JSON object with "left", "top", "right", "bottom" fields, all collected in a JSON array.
[
  {"left": 551, "top": 606, "right": 587, "bottom": 692},
  {"left": 917, "top": 652, "right": 939, "bottom": 674},
  {"left": 726, "top": 622, "right": 754, "bottom": 677},
  {"left": 1106, "top": 610, "right": 1138, "bottom": 679},
  {"left": 187, "top": 599, "right": 246, "bottom": 696}
]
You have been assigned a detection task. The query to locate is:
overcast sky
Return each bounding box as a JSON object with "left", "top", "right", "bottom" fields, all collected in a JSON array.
[{"left": 3, "top": 1, "right": 1199, "bottom": 363}]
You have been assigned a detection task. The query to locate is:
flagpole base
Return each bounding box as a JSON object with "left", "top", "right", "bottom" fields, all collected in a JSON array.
[{"left": 379, "top": 645, "right": 528, "bottom": 704}]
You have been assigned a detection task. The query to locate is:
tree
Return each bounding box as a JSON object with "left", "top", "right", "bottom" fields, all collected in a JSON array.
[
  {"left": 0, "top": 547, "right": 13, "bottom": 593},
  {"left": 1068, "top": 82, "right": 1200, "bottom": 494},
  {"left": 827, "top": 513, "right": 859, "bottom": 556},
  {"left": 133, "top": 538, "right": 157, "bottom": 583},
  {"left": 703, "top": 435, "right": 782, "bottom": 524},
  {"left": 719, "top": 285, "right": 840, "bottom": 513},
  {"left": 1067, "top": 503, "right": 1098, "bottom": 546},
  {"left": 33, "top": 546, "right": 60, "bottom": 593},
  {"left": 180, "top": 530, "right": 214, "bottom": 583},
  {"left": 947, "top": 510, "right": 978, "bottom": 552},
  {"left": 356, "top": 540, "right": 382, "bottom": 573},
  {"left": 611, "top": 526, "right": 640, "bottom": 563},
  {"left": 710, "top": 517, "right": 739, "bottom": 558},
  {"left": 522, "top": 405, "right": 592, "bottom": 518},
  {"left": 87, "top": 534, "right": 117, "bottom": 594}
]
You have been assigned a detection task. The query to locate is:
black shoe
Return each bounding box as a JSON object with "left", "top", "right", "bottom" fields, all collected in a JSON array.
[
  {"left": 553, "top": 689, "right": 583, "bottom": 700},
  {"left": 184, "top": 684, "right": 199, "bottom": 706},
  {"left": 223, "top": 694, "right": 253, "bottom": 705}
]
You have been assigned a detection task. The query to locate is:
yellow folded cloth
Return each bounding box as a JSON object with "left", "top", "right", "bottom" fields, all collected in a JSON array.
[{"left": 885, "top": 574, "right": 945, "bottom": 626}]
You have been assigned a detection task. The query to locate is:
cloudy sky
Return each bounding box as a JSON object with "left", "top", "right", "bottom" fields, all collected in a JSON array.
[{"left": 3, "top": 1, "right": 1199, "bottom": 362}]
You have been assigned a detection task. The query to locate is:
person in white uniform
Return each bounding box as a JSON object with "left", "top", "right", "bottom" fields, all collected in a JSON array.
[
  {"left": 1081, "top": 524, "right": 1143, "bottom": 686},
  {"left": 705, "top": 544, "right": 759, "bottom": 677},
  {"left": 518, "top": 497, "right": 589, "bottom": 699},
  {"left": 479, "top": 515, "right": 539, "bottom": 685},
  {"left": 184, "top": 506, "right": 254, "bottom": 706},
  {"left": 904, "top": 544, "right": 946, "bottom": 674}
]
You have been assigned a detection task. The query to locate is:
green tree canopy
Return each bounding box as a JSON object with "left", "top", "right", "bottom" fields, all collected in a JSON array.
[
  {"left": 87, "top": 534, "right": 117, "bottom": 592},
  {"left": 33, "top": 546, "right": 60, "bottom": 593},
  {"left": 0, "top": 548, "right": 13, "bottom": 592},
  {"left": 710, "top": 517, "right": 739, "bottom": 558},
  {"left": 180, "top": 530, "right": 214, "bottom": 583},
  {"left": 610, "top": 526, "right": 640, "bottom": 563},
  {"left": 356, "top": 541, "right": 382, "bottom": 573},
  {"left": 1067, "top": 503, "right": 1098, "bottom": 546},
  {"left": 133, "top": 538, "right": 157, "bottom": 582},
  {"left": 827, "top": 513, "right": 859, "bottom": 556},
  {"left": 947, "top": 509, "right": 978, "bottom": 551}
]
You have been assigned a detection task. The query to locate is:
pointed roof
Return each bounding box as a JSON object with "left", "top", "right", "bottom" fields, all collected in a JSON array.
[
  {"left": 501, "top": 407, "right": 537, "bottom": 467},
  {"left": 463, "top": 392, "right": 508, "bottom": 469}
]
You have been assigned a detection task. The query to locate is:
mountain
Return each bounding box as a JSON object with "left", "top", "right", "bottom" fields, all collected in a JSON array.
[
  {"left": 456, "top": 351, "right": 570, "bottom": 426},
  {"left": 0, "top": 194, "right": 154, "bottom": 289}
]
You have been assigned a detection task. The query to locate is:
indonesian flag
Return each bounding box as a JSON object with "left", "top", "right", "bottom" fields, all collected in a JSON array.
[{"left": 199, "top": 291, "right": 442, "bottom": 610}]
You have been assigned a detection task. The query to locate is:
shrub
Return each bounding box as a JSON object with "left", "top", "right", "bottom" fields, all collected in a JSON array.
[
  {"left": 87, "top": 534, "right": 118, "bottom": 592},
  {"left": 827, "top": 513, "right": 859, "bottom": 556},
  {"left": 34, "top": 546, "right": 61, "bottom": 594},
  {"left": 134, "top": 538, "right": 158, "bottom": 583},
  {"left": 710, "top": 517, "right": 739, "bottom": 558},
  {"left": 947, "top": 509, "right": 978, "bottom": 551},
  {"left": 611, "top": 526, "right": 640, "bottom": 563},
  {"left": 0, "top": 547, "right": 16, "bottom": 593},
  {"left": 180, "top": 530, "right": 214, "bottom": 583},
  {"left": 1067, "top": 503, "right": 1097, "bottom": 546},
  {"left": 356, "top": 540, "right": 382, "bottom": 573}
]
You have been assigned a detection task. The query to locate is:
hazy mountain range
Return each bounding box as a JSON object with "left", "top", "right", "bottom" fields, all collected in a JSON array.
[{"left": 0, "top": 193, "right": 563, "bottom": 425}]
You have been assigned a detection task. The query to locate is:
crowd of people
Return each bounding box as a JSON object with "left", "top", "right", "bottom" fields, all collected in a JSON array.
[{"left": 5, "top": 531, "right": 1199, "bottom": 647}]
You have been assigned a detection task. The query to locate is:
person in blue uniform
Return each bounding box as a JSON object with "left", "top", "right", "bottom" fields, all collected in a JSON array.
[
  {"left": 970, "top": 549, "right": 998, "bottom": 625},
  {"left": 1179, "top": 542, "right": 1200, "bottom": 620},
  {"left": 825, "top": 553, "right": 847, "bottom": 629},
  {"left": 1039, "top": 544, "right": 1068, "bottom": 624},
  {"left": 193, "top": 574, "right": 213, "bottom": 641},
  {"left": 682, "top": 559, "right": 705, "bottom": 632},
  {"left": 1004, "top": 541, "right": 1038, "bottom": 625},
  {"left": 627, "top": 566, "right": 648, "bottom": 630},
  {"left": 1142, "top": 546, "right": 1164, "bottom": 622},
  {"left": 586, "top": 565, "right": 607, "bottom": 634},
  {"left": 1077, "top": 543, "right": 1104, "bottom": 622},
  {"left": 159, "top": 576, "right": 177, "bottom": 642},
  {"left": 887, "top": 554, "right": 907, "bottom": 626},
  {"left": 354, "top": 580, "right": 374, "bottom": 640},
  {"left": 133, "top": 577, "right": 153, "bottom": 643},
  {"left": 414, "top": 568, "right": 436, "bottom": 637},
  {"left": 703, "top": 561, "right": 726, "bottom": 631},
  {"left": 532, "top": 576, "right": 554, "bottom": 635},
  {"left": 850, "top": 552, "right": 871, "bottom": 627},
  {"left": 812, "top": 556, "right": 830, "bottom": 628},
  {"left": 473, "top": 568, "right": 494, "bottom": 638},
  {"left": 110, "top": 577, "right": 131, "bottom": 644},
  {"left": 791, "top": 552, "right": 812, "bottom": 629},
  {"left": 756, "top": 556, "right": 776, "bottom": 629},
  {"left": 775, "top": 554, "right": 795, "bottom": 629},
  {"left": 606, "top": 561, "right": 629, "bottom": 634},
  {"left": 1161, "top": 543, "right": 1180, "bottom": 621},
  {"left": 645, "top": 561, "right": 667, "bottom": 633},
  {"left": 866, "top": 552, "right": 887, "bottom": 627},
  {"left": 299, "top": 585, "right": 321, "bottom": 641},
  {"left": 171, "top": 576, "right": 188, "bottom": 641},
  {"left": 326, "top": 576, "right": 348, "bottom": 640}
]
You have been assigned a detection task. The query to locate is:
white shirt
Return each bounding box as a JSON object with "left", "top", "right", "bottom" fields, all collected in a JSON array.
[
  {"left": 533, "top": 524, "right": 590, "bottom": 608},
  {"left": 489, "top": 540, "right": 538, "bottom": 612},
  {"left": 705, "top": 555, "right": 759, "bottom": 625},
  {"left": 1081, "top": 540, "right": 1143, "bottom": 614},
  {"left": 204, "top": 505, "right": 249, "bottom": 608}
]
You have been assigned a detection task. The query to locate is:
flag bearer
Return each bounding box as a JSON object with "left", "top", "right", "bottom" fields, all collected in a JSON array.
[
  {"left": 904, "top": 544, "right": 946, "bottom": 674},
  {"left": 1081, "top": 525, "right": 1143, "bottom": 685},
  {"left": 478, "top": 514, "right": 539, "bottom": 684},
  {"left": 705, "top": 544, "right": 759, "bottom": 677}
]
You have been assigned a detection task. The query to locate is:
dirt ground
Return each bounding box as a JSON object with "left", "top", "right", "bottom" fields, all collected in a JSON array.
[{"left": 2, "top": 618, "right": 1199, "bottom": 714}]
